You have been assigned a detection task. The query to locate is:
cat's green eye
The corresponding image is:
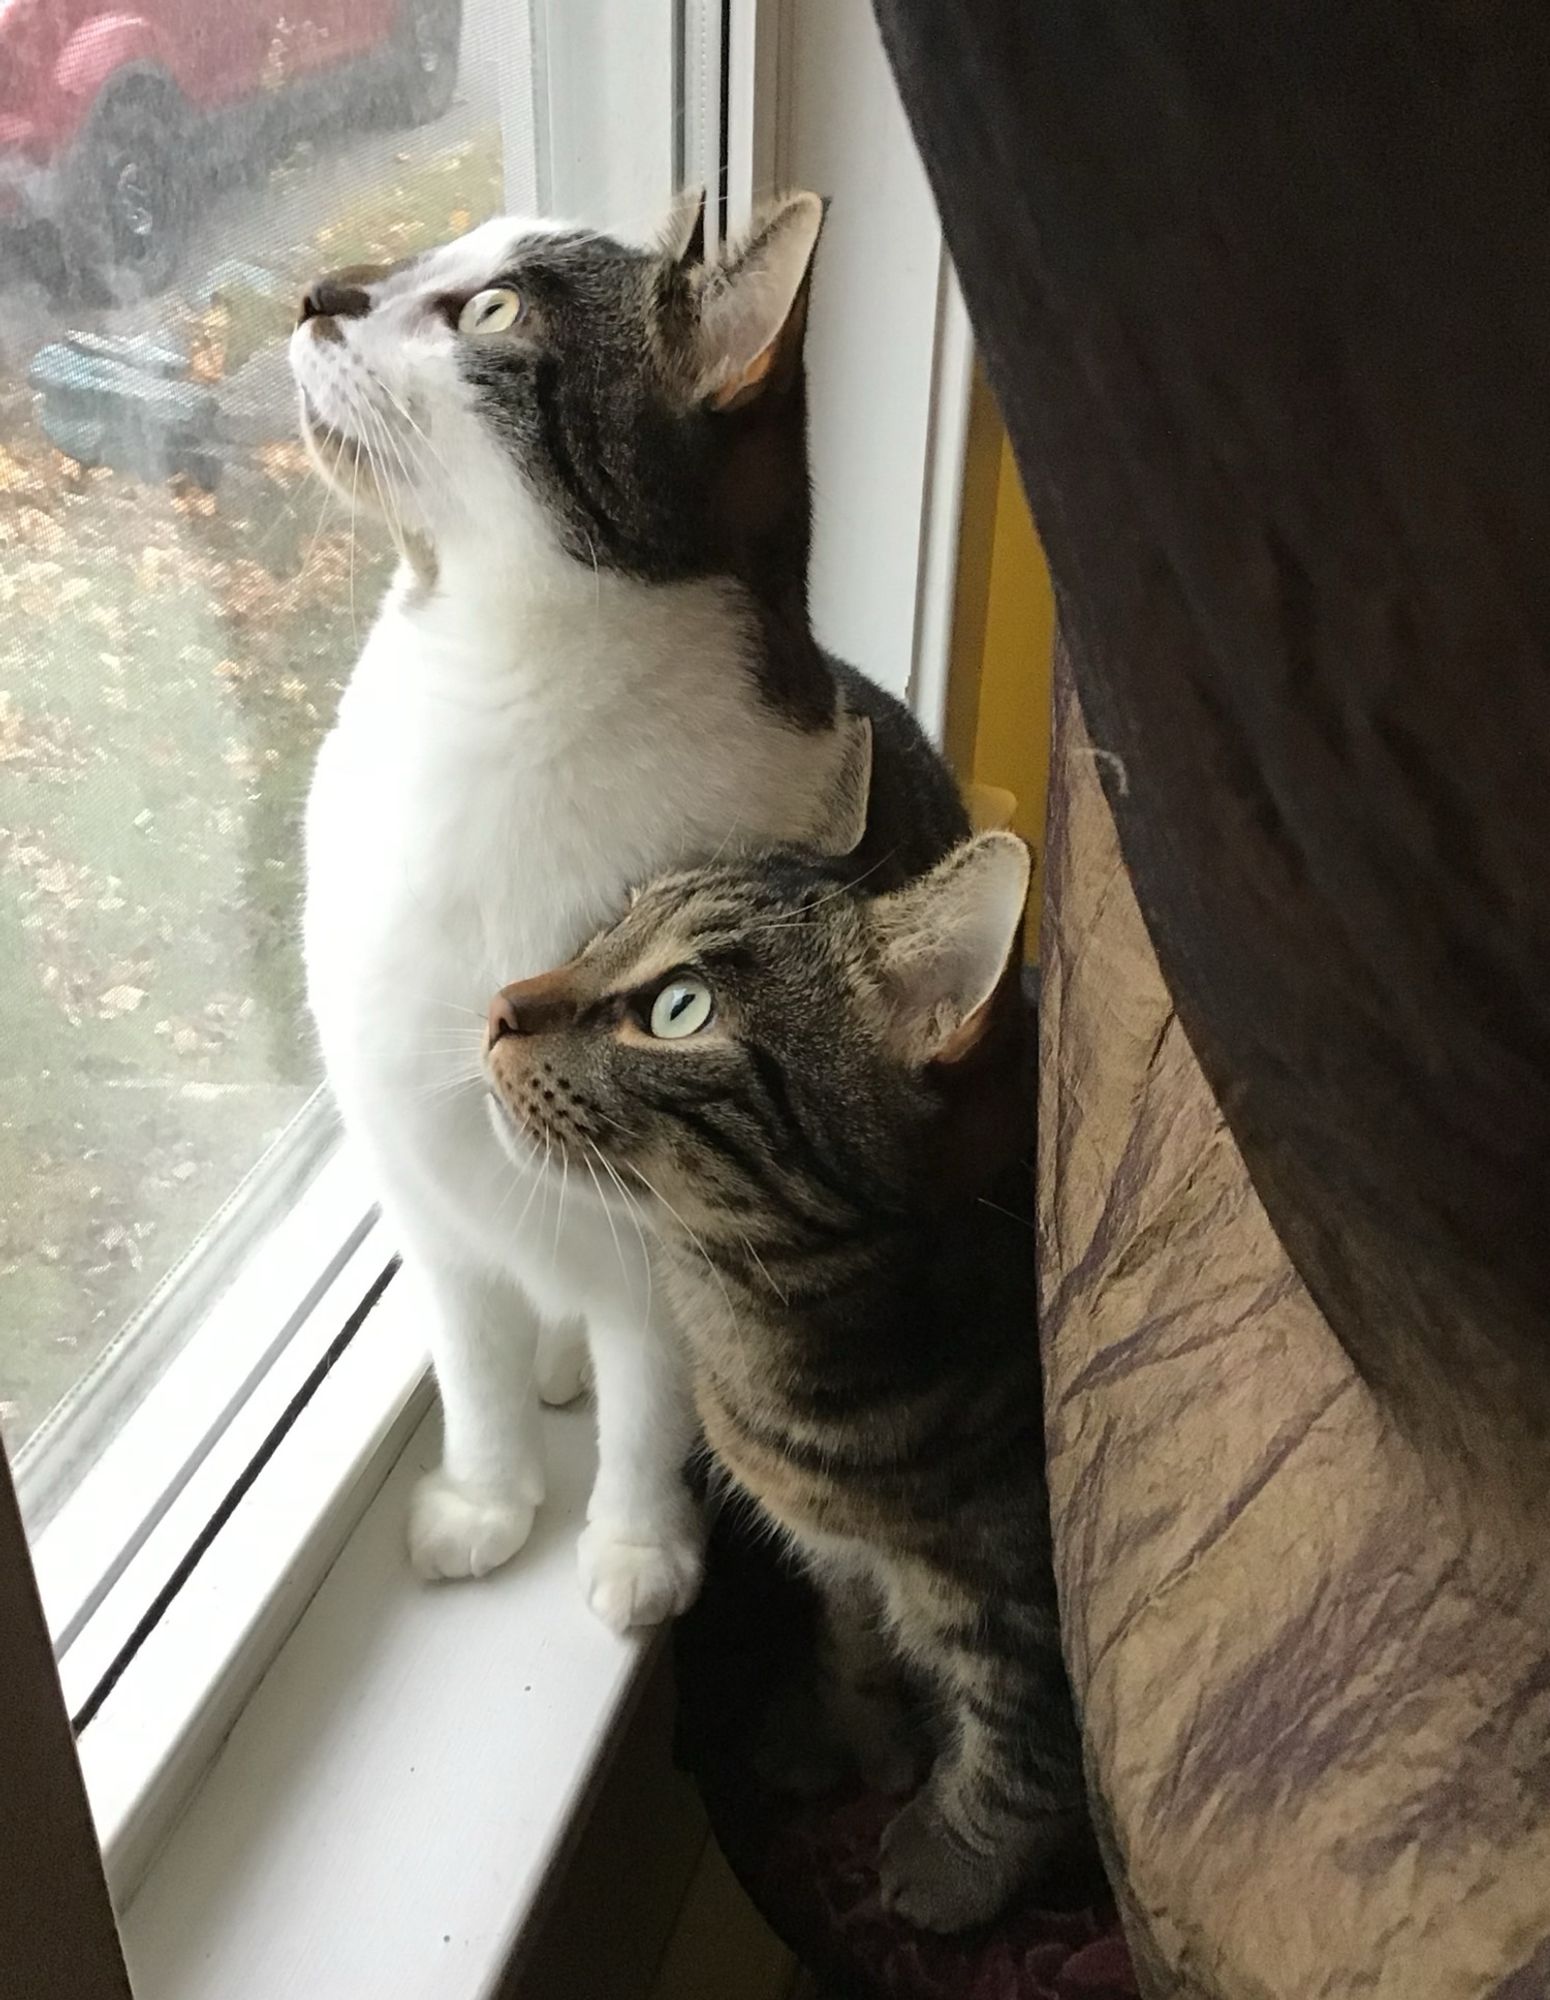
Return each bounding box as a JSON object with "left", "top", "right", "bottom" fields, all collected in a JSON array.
[
  {"left": 458, "top": 287, "right": 523, "bottom": 336},
  {"left": 648, "top": 978, "right": 715, "bottom": 1040}
]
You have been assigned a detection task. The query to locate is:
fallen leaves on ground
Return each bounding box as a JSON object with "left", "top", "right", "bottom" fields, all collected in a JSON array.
[{"left": 0, "top": 121, "right": 501, "bottom": 1450}]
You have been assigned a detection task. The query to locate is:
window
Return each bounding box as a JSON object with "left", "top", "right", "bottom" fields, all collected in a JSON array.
[
  {"left": 0, "top": 1, "right": 516, "bottom": 1570},
  {"left": 1, "top": 0, "right": 689, "bottom": 1693}
]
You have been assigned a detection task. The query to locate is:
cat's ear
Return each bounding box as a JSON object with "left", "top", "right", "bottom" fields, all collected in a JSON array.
[
  {"left": 871, "top": 834, "right": 1031, "bottom": 1064},
  {"left": 660, "top": 188, "right": 706, "bottom": 268},
  {"left": 696, "top": 191, "right": 825, "bottom": 411},
  {"left": 802, "top": 713, "right": 871, "bottom": 858}
]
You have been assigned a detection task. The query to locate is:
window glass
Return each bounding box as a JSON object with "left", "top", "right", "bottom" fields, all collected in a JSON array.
[{"left": 0, "top": 0, "right": 514, "bottom": 1513}]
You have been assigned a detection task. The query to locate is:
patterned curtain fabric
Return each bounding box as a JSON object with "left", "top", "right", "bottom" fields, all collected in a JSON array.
[{"left": 1038, "top": 654, "right": 1550, "bottom": 1996}]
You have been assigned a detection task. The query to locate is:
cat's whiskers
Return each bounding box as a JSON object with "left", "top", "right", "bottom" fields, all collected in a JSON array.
[
  {"left": 363, "top": 394, "right": 440, "bottom": 566},
  {"left": 385, "top": 406, "right": 452, "bottom": 500},
  {"left": 358, "top": 395, "right": 423, "bottom": 575},
  {"left": 245, "top": 466, "right": 332, "bottom": 563},
  {"left": 579, "top": 1146, "right": 636, "bottom": 1312},
  {"left": 747, "top": 849, "right": 900, "bottom": 935},
  {"left": 977, "top": 1195, "right": 1035, "bottom": 1234},
  {"left": 485, "top": 1138, "right": 540, "bottom": 1238},
  {"left": 587, "top": 1142, "right": 656, "bottom": 1325},
  {"left": 405, "top": 1068, "right": 486, "bottom": 1106},
  {"left": 370, "top": 371, "right": 451, "bottom": 484},
  {"left": 352, "top": 1021, "right": 488, "bottom": 1064},
  {"left": 340, "top": 380, "right": 398, "bottom": 533},
  {"left": 290, "top": 472, "right": 341, "bottom": 607},
  {"left": 535, "top": 1127, "right": 555, "bottom": 1239},
  {"left": 703, "top": 812, "right": 747, "bottom": 871},
  {"left": 585, "top": 1102, "right": 635, "bottom": 1141},
  {"left": 348, "top": 391, "right": 384, "bottom": 498},
  {"left": 738, "top": 1231, "right": 788, "bottom": 1305},
  {"left": 345, "top": 394, "right": 362, "bottom": 646},
  {"left": 504, "top": 1124, "right": 554, "bottom": 1241},
  {"left": 411, "top": 1060, "right": 490, "bottom": 1083},
  {"left": 366, "top": 1048, "right": 482, "bottom": 1080},
  {"left": 550, "top": 1144, "right": 570, "bottom": 1272},
  {"left": 588, "top": 1142, "right": 656, "bottom": 1322},
  {"left": 357, "top": 399, "right": 412, "bottom": 556},
  {"left": 625, "top": 1160, "right": 740, "bottom": 1340},
  {"left": 404, "top": 1008, "right": 489, "bottom": 1034}
]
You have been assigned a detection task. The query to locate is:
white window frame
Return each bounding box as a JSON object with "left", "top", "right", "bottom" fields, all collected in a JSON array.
[
  {"left": 3, "top": 4, "right": 978, "bottom": 1992},
  {"left": 730, "top": 0, "right": 974, "bottom": 727}
]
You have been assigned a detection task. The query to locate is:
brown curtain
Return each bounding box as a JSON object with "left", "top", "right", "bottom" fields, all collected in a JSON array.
[{"left": 870, "top": 0, "right": 1550, "bottom": 1487}]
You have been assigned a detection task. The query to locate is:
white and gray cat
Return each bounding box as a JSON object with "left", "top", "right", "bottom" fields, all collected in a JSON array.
[{"left": 290, "top": 192, "right": 967, "bottom": 1628}]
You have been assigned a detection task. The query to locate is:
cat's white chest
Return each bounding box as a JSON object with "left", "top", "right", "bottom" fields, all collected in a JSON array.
[
  {"left": 303, "top": 578, "right": 833, "bottom": 1265},
  {"left": 309, "top": 652, "right": 640, "bottom": 1087}
]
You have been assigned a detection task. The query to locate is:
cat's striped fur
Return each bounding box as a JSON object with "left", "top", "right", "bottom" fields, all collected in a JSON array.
[{"left": 484, "top": 831, "right": 1089, "bottom": 1932}]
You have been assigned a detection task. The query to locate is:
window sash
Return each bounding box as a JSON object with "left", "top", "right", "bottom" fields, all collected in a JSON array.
[
  {"left": 31, "top": 1133, "right": 375, "bottom": 1663},
  {"left": 16, "top": 0, "right": 701, "bottom": 1691}
]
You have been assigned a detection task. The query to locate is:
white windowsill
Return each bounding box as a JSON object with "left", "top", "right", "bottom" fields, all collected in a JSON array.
[{"left": 116, "top": 1298, "right": 657, "bottom": 2000}]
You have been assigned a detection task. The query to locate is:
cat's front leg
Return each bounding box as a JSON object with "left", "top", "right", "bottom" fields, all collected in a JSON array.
[
  {"left": 397, "top": 1234, "right": 547, "bottom": 1582},
  {"left": 577, "top": 1292, "right": 703, "bottom": 1632},
  {"left": 877, "top": 1635, "right": 1083, "bottom": 1932},
  {"left": 815, "top": 1578, "right": 924, "bottom": 1795}
]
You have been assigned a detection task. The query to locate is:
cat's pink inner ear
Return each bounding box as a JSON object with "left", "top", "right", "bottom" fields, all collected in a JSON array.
[
  {"left": 932, "top": 987, "right": 1002, "bottom": 1066},
  {"left": 708, "top": 345, "right": 779, "bottom": 413},
  {"left": 699, "top": 192, "right": 825, "bottom": 410}
]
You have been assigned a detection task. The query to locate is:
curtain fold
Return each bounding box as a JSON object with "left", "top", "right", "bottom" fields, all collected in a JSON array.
[{"left": 870, "top": 0, "right": 1550, "bottom": 1488}]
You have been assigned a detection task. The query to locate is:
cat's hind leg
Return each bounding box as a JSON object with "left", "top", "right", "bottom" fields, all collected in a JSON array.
[
  {"left": 537, "top": 1315, "right": 591, "bottom": 1407},
  {"left": 756, "top": 1571, "right": 923, "bottom": 1797}
]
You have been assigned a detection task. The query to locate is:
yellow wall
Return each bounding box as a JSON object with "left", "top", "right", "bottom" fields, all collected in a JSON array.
[{"left": 947, "top": 369, "right": 1056, "bottom": 935}]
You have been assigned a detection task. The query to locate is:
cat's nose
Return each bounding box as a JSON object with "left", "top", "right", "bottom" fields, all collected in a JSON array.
[
  {"left": 487, "top": 991, "right": 528, "bottom": 1047},
  {"left": 297, "top": 278, "right": 372, "bottom": 328},
  {"left": 488, "top": 969, "right": 579, "bottom": 1045}
]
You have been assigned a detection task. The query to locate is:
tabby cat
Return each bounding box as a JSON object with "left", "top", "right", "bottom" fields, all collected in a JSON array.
[{"left": 482, "top": 806, "right": 1088, "bottom": 1933}]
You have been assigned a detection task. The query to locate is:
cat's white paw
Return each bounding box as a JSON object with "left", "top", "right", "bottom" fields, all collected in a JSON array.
[
  {"left": 577, "top": 1517, "right": 704, "bottom": 1632},
  {"left": 537, "top": 1334, "right": 591, "bottom": 1408},
  {"left": 408, "top": 1473, "right": 536, "bottom": 1582}
]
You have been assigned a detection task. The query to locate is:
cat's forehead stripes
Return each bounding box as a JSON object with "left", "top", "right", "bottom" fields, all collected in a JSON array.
[
  {"left": 608, "top": 868, "right": 827, "bottom": 964},
  {"left": 559, "top": 879, "right": 771, "bottom": 1010},
  {"left": 578, "top": 899, "right": 732, "bottom": 997}
]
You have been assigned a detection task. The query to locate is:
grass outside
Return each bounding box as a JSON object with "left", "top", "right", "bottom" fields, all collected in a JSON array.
[{"left": 0, "top": 130, "right": 500, "bottom": 1455}]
